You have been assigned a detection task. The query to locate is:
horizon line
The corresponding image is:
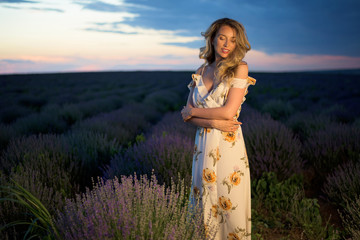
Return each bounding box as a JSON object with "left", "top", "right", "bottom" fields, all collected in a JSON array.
[{"left": 1, "top": 68, "right": 360, "bottom": 76}]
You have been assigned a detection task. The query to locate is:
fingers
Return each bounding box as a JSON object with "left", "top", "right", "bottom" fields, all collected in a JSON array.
[
  {"left": 231, "top": 119, "right": 242, "bottom": 125},
  {"left": 181, "top": 106, "right": 191, "bottom": 122}
]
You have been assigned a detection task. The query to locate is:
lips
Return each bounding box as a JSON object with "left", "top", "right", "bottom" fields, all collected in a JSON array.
[{"left": 221, "top": 48, "right": 230, "bottom": 54}]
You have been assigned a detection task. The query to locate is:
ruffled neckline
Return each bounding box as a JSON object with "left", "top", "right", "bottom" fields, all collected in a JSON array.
[{"left": 192, "top": 74, "right": 256, "bottom": 90}]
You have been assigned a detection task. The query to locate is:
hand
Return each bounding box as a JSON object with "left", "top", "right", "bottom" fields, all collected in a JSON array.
[
  {"left": 181, "top": 105, "right": 193, "bottom": 121},
  {"left": 212, "top": 119, "right": 242, "bottom": 132}
]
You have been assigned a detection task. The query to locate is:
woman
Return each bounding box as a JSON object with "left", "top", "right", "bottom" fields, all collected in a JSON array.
[{"left": 181, "top": 18, "right": 256, "bottom": 239}]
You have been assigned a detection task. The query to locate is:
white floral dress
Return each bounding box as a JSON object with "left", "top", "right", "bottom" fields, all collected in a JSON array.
[{"left": 188, "top": 71, "right": 256, "bottom": 240}]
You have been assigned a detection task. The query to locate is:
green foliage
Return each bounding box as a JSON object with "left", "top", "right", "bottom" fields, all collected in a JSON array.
[
  {"left": 0, "top": 180, "right": 60, "bottom": 239},
  {"left": 252, "top": 172, "right": 340, "bottom": 240},
  {"left": 135, "top": 133, "right": 146, "bottom": 144}
]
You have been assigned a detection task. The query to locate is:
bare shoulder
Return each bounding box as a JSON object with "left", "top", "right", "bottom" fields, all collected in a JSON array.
[{"left": 234, "top": 61, "right": 249, "bottom": 79}]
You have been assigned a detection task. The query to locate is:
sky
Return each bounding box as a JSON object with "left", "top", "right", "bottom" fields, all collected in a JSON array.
[{"left": 1, "top": 0, "right": 360, "bottom": 74}]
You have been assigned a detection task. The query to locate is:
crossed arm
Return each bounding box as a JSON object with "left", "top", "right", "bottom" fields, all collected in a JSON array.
[
  {"left": 181, "top": 64, "right": 248, "bottom": 132},
  {"left": 182, "top": 85, "right": 245, "bottom": 132}
]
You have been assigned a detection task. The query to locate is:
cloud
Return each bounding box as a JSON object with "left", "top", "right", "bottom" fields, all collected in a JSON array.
[
  {"left": 234, "top": 1, "right": 360, "bottom": 57},
  {"left": 84, "top": 27, "right": 137, "bottom": 35},
  {"left": 0, "top": 53, "right": 202, "bottom": 74},
  {"left": 84, "top": 21, "right": 202, "bottom": 48},
  {"left": 29, "top": 7, "right": 64, "bottom": 13},
  {"left": 0, "top": 0, "right": 37, "bottom": 3},
  {"left": 163, "top": 40, "right": 204, "bottom": 49},
  {"left": 1, "top": 1, "right": 63, "bottom": 12},
  {"left": 2, "top": 49, "right": 360, "bottom": 74},
  {"left": 0, "top": 56, "right": 83, "bottom": 74},
  {"left": 245, "top": 50, "right": 360, "bottom": 71},
  {"left": 75, "top": 0, "right": 157, "bottom": 12},
  {"left": 74, "top": 0, "right": 360, "bottom": 57},
  {"left": 1, "top": 59, "right": 34, "bottom": 64}
]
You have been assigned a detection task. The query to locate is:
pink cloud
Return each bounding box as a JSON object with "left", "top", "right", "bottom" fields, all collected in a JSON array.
[
  {"left": 2, "top": 51, "right": 360, "bottom": 74},
  {"left": 245, "top": 50, "right": 360, "bottom": 71}
]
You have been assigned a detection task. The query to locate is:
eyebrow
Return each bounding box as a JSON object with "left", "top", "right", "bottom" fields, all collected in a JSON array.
[{"left": 219, "top": 33, "right": 236, "bottom": 39}]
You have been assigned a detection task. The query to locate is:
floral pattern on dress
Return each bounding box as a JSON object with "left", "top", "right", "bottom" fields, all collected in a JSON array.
[
  {"left": 208, "top": 146, "right": 221, "bottom": 166},
  {"left": 222, "top": 169, "right": 245, "bottom": 194},
  {"left": 222, "top": 131, "right": 237, "bottom": 147},
  {"left": 188, "top": 72, "right": 256, "bottom": 240},
  {"left": 201, "top": 168, "right": 217, "bottom": 197},
  {"left": 211, "top": 196, "right": 238, "bottom": 224},
  {"left": 227, "top": 226, "right": 251, "bottom": 240},
  {"left": 193, "top": 144, "right": 202, "bottom": 161}
]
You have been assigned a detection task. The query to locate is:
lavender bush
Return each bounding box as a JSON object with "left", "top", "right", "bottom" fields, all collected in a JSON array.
[
  {"left": 1, "top": 131, "right": 120, "bottom": 198},
  {"left": 261, "top": 99, "right": 294, "bottom": 121},
  {"left": 354, "top": 118, "right": 360, "bottom": 127},
  {"left": 241, "top": 108, "right": 304, "bottom": 180},
  {"left": 339, "top": 196, "right": 360, "bottom": 239},
  {"left": 303, "top": 124, "right": 360, "bottom": 179},
  {"left": 72, "top": 104, "right": 155, "bottom": 146},
  {"left": 0, "top": 131, "right": 121, "bottom": 238},
  {"left": 0, "top": 124, "right": 17, "bottom": 152},
  {"left": 0, "top": 134, "right": 77, "bottom": 239},
  {"left": 0, "top": 134, "right": 78, "bottom": 210},
  {"left": 104, "top": 133, "right": 193, "bottom": 187},
  {"left": 64, "top": 130, "right": 121, "bottom": 187},
  {"left": 17, "top": 94, "right": 47, "bottom": 111},
  {"left": 143, "top": 90, "right": 181, "bottom": 112},
  {"left": 0, "top": 104, "right": 33, "bottom": 124},
  {"left": 69, "top": 98, "right": 117, "bottom": 119},
  {"left": 286, "top": 112, "right": 335, "bottom": 142},
  {"left": 11, "top": 104, "right": 68, "bottom": 135},
  {"left": 147, "top": 111, "right": 196, "bottom": 139},
  {"left": 56, "top": 174, "right": 206, "bottom": 240},
  {"left": 58, "top": 103, "right": 84, "bottom": 126},
  {"left": 252, "top": 172, "right": 339, "bottom": 240},
  {"left": 322, "top": 160, "right": 360, "bottom": 207},
  {"left": 0, "top": 134, "right": 68, "bottom": 174},
  {"left": 321, "top": 103, "right": 355, "bottom": 123}
]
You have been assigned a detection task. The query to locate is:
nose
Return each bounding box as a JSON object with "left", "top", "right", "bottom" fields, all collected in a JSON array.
[{"left": 224, "top": 40, "right": 228, "bottom": 47}]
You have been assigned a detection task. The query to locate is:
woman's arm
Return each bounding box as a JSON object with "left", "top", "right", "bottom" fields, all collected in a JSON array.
[
  {"left": 184, "top": 71, "right": 241, "bottom": 132},
  {"left": 182, "top": 64, "right": 248, "bottom": 120},
  {"left": 187, "top": 117, "right": 242, "bottom": 132},
  {"left": 186, "top": 87, "right": 245, "bottom": 120}
]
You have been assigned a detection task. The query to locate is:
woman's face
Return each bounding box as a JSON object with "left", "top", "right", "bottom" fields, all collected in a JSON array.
[{"left": 212, "top": 25, "right": 236, "bottom": 60}]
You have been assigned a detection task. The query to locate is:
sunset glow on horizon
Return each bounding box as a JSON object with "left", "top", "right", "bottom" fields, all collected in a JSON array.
[{"left": 1, "top": 0, "right": 360, "bottom": 74}]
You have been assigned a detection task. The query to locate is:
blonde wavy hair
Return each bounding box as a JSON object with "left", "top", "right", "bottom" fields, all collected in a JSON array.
[{"left": 199, "top": 18, "right": 251, "bottom": 83}]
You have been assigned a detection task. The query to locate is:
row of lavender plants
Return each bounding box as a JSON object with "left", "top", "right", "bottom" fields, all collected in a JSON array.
[
  {"left": 0, "top": 71, "right": 191, "bottom": 238},
  {"left": 2, "top": 108, "right": 339, "bottom": 239},
  {"left": 0, "top": 71, "right": 190, "bottom": 152},
  {"left": 0, "top": 106, "right": 335, "bottom": 239},
  {"left": 1, "top": 71, "right": 359, "bottom": 239},
  {"left": 248, "top": 72, "right": 360, "bottom": 239}
]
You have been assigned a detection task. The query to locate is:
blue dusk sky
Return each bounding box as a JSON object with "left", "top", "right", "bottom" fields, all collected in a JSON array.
[{"left": 1, "top": 0, "right": 360, "bottom": 74}]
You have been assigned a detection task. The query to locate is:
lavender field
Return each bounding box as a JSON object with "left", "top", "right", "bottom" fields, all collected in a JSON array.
[{"left": 0, "top": 70, "right": 359, "bottom": 239}]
